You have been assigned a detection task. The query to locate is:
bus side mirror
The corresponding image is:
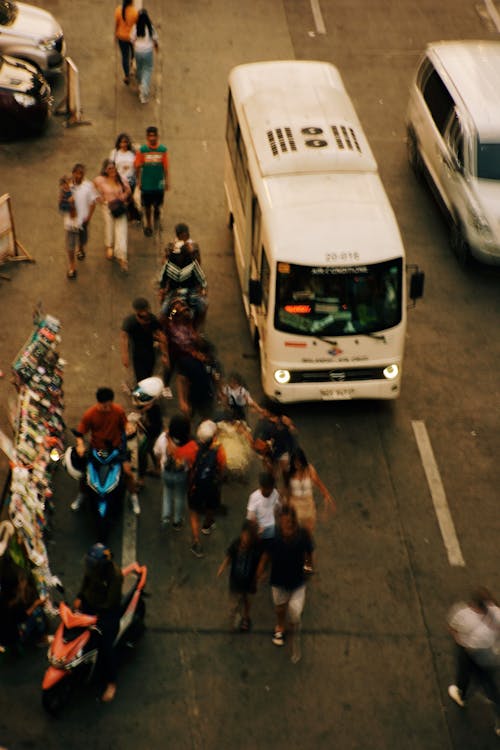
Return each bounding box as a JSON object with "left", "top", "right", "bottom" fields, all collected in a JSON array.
[
  {"left": 408, "top": 267, "right": 425, "bottom": 307},
  {"left": 249, "top": 279, "right": 262, "bottom": 306}
]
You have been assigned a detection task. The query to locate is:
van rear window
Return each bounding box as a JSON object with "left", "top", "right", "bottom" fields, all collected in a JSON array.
[{"left": 477, "top": 141, "right": 500, "bottom": 180}]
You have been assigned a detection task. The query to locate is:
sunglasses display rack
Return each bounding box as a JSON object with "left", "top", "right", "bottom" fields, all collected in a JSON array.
[{"left": 7, "top": 314, "right": 65, "bottom": 601}]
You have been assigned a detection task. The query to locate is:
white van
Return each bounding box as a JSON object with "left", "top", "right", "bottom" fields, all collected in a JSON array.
[
  {"left": 407, "top": 40, "right": 500, "bottom": 266},
  {"left": 224, "top": 60, "right": 423, "bottom": 403}
]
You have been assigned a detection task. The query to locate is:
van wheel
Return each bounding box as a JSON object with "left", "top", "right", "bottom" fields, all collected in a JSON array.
[
  {"left": 450, "top": 223, "right": 470, "bottom": 268},
  {"left": 407, "top": 129, "right": 423, "bottom": 177}
]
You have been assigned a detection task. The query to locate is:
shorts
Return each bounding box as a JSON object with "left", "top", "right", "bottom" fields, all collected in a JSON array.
[
  {"left": 188, "top": 485, "right": 220, "bottom": 513},
  {"left": 65, "top": 225, "right": 88, "bottom": 252},
  {"left": 271, "top": 584, "right": 306, "bottom": 624},
  {"left": 141, "top": 190, "right": 164, "bottom": 208}
]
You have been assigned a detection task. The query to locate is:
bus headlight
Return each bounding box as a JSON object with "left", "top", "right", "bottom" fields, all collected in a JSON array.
[
  {"left": 274, "top": 369, "right": 291, "bottom": 385},
  {"left": 383, "top": 364, "right": 399, "bottom": 380}
]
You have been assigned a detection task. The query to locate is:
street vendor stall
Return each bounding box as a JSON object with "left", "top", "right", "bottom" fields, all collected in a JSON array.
[{"left": 0, "top": 314, "right": 65, "bottom": 647}]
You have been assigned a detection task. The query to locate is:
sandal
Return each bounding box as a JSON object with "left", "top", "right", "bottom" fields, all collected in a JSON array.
[
  {"left": 240, "top": 617, "right": 251, "bottom": 632},
  {"left": 67, "top": 269, "right": 77, "bottom": 280},
  {"left": 76, "top": 249, "right": 85, "bottom": 260},
  {"left": 272, "top": 630, "right": 285, "bottom": 646}
]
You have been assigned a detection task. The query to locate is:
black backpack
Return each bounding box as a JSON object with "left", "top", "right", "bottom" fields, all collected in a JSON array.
[{"left": 190, "top": 443, "right": 218, "bottom": 494}]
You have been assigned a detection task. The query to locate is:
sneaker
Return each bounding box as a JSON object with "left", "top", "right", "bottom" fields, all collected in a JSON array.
[
  {"left": 162, "top": 386, "right": 173, "bottom": 399},
  {"left": 201, "top": 522, "right": 216, "bottom": 536},
  {"left": 191, "top": 542, "right": 204, "bottom": 558},
  {"left": 272, "top": 630, "right": 285, "bottom": 647},
  {"left": 130, "top": 494, "right": 141, "bottom": 516},
  {"left": 161, "top": 516, "right": 171, "bottom": 528},
  {"left": 70, "top": 494, "right": 84, "bottom": 512},
  {"left": 448, "top": 685, "right": 465, "bottom": 708},
  {"left": 172, "top": 520, "right": 183, "bottom": 531}
]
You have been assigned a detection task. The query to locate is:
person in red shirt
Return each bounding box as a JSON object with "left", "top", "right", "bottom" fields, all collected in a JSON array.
[{"left": 71, "top": 387, "right": 140, "bottom": 514}]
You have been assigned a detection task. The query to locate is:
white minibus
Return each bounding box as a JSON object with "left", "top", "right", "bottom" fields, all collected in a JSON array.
[{"left": 224, "top": 60, "right": 423, "bottom": 402}]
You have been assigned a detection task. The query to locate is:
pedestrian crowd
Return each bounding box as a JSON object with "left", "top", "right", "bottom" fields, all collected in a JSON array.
[
  {"left": 59, "top": 124, "right": 168, "bottom": 279},
  {"left": 12, "top": 1, "right": 499, "bottom": 727}
]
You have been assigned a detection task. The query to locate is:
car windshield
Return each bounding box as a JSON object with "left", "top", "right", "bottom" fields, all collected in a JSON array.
[
  {"left": 476, "top": 140, "right": 500, "bottom": 180},
  {"left": 275, "top": 259, "right": 402, "bottom": 336},
  {"left": 0, "top": 0, "right": 17, "bottom": 26}
]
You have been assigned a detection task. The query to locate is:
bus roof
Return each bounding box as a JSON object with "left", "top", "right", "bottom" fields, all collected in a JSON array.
[
  {"left": 229, "top": 60, "right": 378, "bottom": 177},
  {"left": 263, "top": 172, "right": 405, "bottom": 265}
]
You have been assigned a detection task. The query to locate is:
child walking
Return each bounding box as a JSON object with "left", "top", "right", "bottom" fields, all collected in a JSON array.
[{"left": 217, "top": 520, "right": 262, "bottom": 632}]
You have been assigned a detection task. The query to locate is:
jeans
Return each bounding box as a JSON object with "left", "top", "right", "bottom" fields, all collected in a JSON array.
[
  {"left": 135, "top": 48, "right": 154, "bottom": 100},
  {"left": 162, "top": 470, "right": 188, "bottom": 524},
  {"left": 118, "top": 39, "right": 133, "bottom": 78}
]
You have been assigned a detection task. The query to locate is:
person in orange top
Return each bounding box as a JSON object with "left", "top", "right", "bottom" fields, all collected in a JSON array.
[{"left": 114, "top": 0, "right": 139, "bottom": 84}]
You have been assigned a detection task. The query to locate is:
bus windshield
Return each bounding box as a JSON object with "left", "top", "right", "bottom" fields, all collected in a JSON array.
[{"left": 275, "top": 259, "right": 402, "bottom": 336}]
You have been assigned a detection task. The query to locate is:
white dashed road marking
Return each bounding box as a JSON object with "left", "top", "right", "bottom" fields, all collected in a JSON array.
[
  {"left": 310, "top": 0, "right": 326, "bottom": 34},
  {"left": 412, "top": 420, "right": 465, "bottom": 567}
]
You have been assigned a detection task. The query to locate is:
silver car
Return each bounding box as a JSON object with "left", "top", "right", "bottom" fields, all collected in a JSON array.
[{"left": 0, "top": 0, "right": 65, "bottom": 76}]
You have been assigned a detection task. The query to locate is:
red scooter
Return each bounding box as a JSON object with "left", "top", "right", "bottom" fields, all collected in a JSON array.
[{"left": 41, "top": 562, "right": 147, "bottom": 715}]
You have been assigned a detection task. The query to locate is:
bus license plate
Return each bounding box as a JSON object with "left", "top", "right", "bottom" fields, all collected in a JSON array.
[{"left": 320, "top": 388, "right": 354, "bottom": 400}]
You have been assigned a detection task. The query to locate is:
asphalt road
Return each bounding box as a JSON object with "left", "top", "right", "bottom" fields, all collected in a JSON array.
[{"left": 1, "top": 1, "right": 499, "bottom": 749}]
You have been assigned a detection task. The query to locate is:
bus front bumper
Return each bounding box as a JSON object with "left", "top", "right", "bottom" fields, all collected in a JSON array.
[{"left": 263, "top": 366, "right": 402, "bottom": 403}]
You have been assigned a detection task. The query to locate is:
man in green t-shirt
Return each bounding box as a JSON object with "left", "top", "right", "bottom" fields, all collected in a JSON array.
[{"left": 135, "top": 126, "right": 169, "bottom": 237}]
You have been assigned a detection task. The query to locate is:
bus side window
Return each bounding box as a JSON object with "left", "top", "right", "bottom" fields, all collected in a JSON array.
[
  {"left": 261, "top": 250, "right": 270, "bottom": 313},
  {"left": 226, "top": 91, "right": 239, "bottom": 167},
  {"left": 251, "top": 197, "right": 261, "bottom": 269},
  {"left": 226, "top": 89, "right": 250, "bottom": 209}
]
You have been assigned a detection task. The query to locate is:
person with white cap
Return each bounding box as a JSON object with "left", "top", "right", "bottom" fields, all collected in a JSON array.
[{"left": 187, "top": 420, "right": 226, "bottom": 558}]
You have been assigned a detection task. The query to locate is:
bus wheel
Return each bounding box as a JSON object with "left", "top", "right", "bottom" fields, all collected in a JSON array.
[{"left": 227, "top": 212, "right": 234, "bottom": 230}]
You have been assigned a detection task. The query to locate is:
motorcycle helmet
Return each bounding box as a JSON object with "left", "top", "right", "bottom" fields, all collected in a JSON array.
[
  {"left": 132, "top": 376, "right": 164, "bottom": 406},
  {"left": 63, "top": 446, "right": 85, "bottom": 480},
  {"left": 85, "top": 543, "right": 112, "bottom": 569}
]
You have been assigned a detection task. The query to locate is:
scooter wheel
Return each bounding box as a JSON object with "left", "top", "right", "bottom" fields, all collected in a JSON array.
[{"left": 42, "top": 677, "right": 74, "bottom": 716}]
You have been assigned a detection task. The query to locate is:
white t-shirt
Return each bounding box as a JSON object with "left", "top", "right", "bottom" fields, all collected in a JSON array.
[
  {"left": 223, "top": 384, "right": 251, "bottom": 407},
  {"left": 110, "top": 148, "right": 136, "bottom": 185},
  {"left": 448, "top": 602, "right": 500, "bottom": 649},
  {"left": 130, "top": 25, "right": 158, "bottom": 53},
  {"left": 64, "top": 179, "right": 97, "bottom": 231},
  {"left": 247, "top": 488, "right": 280, "bottom": 534}
]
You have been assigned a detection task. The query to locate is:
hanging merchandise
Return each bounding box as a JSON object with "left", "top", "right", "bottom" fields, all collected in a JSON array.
[{"left": 4, "top": 314, "right": 65, "bottom": 602}]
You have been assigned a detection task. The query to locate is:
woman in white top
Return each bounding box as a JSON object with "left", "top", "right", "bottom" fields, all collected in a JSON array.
[
  {"left": 93, "top": 159, "right": 131, "bottom": 271},
  {"left": 130, "top": 9, "right": 158, "bottom": 104},
  {"left": 286, "top": 447, "right": 335, "bottom": 534},
  {"left": 110, "top": 133, "right": 136, "bottom": 191},
  {"left": 110, "top": 133, "right": 140, "bottom": 221}
]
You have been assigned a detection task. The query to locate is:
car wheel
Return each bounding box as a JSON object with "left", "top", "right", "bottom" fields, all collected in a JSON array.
[
  {"left": 450, "top": 222, "right": 470, "bottom": 268},
  {"left": 407, "top": 128, "right": 423, "bottom": 177}
]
